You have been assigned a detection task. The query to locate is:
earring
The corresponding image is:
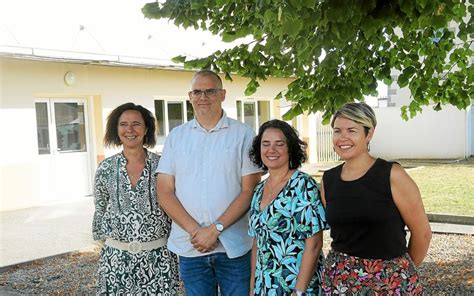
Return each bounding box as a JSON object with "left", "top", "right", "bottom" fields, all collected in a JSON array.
[
  {"left": 333, "top": 146, "right": 336, "bottom": 152},
  {"left": 367, "top": 142, "right": 371, "bottom": 151}
]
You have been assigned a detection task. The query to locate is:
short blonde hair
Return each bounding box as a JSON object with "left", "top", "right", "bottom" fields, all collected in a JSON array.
[{"left": 331, "top": 102, "right": 377, "bottom": 134}]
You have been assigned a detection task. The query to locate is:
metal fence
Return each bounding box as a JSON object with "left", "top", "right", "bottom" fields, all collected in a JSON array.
[{"left": 315, "top": 112, "right": 339, "bottom": 163}]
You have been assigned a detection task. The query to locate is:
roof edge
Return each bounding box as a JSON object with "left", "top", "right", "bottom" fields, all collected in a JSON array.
[{"left": 0, "top": 44, "right": 187, "bottom": 71}]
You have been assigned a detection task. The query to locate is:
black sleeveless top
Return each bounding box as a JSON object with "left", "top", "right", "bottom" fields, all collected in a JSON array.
[{"left": 323, "top": 158, "right": 407, "bottom": 259}]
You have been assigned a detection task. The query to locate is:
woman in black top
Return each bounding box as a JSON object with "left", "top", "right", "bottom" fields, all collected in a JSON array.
[{"left": 320, "top": 102, "right": 431, "bottom": 295}]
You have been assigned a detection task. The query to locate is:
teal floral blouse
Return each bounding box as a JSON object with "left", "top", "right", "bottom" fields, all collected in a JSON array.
[{"left": 249, "top": 170, "right": 329, "bottom": 296}]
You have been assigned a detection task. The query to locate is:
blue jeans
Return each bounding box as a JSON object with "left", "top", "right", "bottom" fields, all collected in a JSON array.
[{"left": 179, "top": 251, "right": 251, "bottom": 296}]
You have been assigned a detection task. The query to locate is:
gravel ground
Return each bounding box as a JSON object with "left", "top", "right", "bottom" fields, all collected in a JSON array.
[{"left": 0, "top": 233, "right": 472, "bottom": 295}]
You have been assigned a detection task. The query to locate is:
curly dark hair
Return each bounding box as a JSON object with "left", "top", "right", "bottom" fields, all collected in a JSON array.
[
  {"left": 104, "top": 102, "right": 156, "bottom": 148},
  {"left": 249, "top": 119, "right": 307, "bottom": 170}
]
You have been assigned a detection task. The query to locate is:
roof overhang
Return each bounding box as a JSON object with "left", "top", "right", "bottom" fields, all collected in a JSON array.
[{"left": 0, "top": 45, "right": 186, "bottom": 71}]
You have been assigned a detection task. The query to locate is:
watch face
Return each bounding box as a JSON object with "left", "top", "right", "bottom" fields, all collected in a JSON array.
[{"left": 215, "top": 223, "right": 224, "bottom": 232}]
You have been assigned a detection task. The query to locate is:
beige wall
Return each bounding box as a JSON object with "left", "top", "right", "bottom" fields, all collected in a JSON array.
[
  {"left": 0, "top": 57, "right": 292, "bottom": 211},
  {"left": 381, "top": 66, "right": 473, "bottom": 159},
  {"left": 371, "top": 105, "right": 470, "bottom": 159}
]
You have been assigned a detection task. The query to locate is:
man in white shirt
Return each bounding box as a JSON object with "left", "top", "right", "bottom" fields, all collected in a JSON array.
[{"left": 156, "top": 70, "right": 261, "bottom": 296}]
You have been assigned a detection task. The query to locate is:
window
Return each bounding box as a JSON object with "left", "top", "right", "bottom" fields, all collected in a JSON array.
[
  {"left": 54, "top": 103, "right": 87, "bottom": 152},
  {"left": 154, "top": 99, "right": 194, "bottom": 145},
  {"left": 167, "top": 102, "right": 184, "bottom": 132},
  {"left": 35, "top": 102, "right": 50, "bottom": 155},
  {"left": 236, "top": 99, "right": 271, "bottom": 132},
  {"left": 34, "top": 100, "right": 87, "bottom": 154},
  {"left": 244, "top": 102, "right": 256, "bottom": 130},
  {"left": 154, "top": 100, "right": 165, "bottom": 145}
]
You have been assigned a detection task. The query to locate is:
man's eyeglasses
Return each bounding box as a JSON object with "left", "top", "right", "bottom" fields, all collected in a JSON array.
[{"left": 189, "top": 88, "right": 222, "bottom": 99}]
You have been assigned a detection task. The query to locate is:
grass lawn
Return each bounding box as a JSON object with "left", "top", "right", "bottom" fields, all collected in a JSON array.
[
  {"left": 398, "top": 157, "right": 474, "bottom": 216},
  {"left": 312, "top": 157, "right": 473, "bottom": 216}
]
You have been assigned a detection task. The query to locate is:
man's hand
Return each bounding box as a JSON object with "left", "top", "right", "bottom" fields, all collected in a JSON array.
[{"left": 191, "top": 225, "right": 220, "bottom": 253}]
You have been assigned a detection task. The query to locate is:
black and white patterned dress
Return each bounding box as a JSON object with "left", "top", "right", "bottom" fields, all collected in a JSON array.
[{"left": 92, "top": 150, "right": 179, "bottom": 295}]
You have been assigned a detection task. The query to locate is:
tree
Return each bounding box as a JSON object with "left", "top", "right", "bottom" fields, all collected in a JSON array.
[{"left": 143, "top": 0, "right": 473, "bottom": 122}]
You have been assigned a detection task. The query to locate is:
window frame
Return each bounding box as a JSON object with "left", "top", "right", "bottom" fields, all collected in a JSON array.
[
  {"left": 236, "top": 97, "right": 272, "bottom": 133},
  {"left": 154, "top": 97, "right": 194, "bottom": 147}
]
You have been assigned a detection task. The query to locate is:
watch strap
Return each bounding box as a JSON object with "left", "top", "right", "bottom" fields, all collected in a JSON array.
[{"left": 294, "top": 288, "right": 306, "bottom": 296}]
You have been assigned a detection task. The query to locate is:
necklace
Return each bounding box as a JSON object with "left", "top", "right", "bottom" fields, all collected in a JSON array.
[{"left": 266, "top": 170, "right": 291, "bottom": 199}]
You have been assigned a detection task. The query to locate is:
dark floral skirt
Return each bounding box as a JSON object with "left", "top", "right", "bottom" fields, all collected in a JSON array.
[
  {"left": 322, "top": 249, "right": 424, "bottom": 295},
  {"left": 96, "top": 245, "right": 180, "bottom": 295}
]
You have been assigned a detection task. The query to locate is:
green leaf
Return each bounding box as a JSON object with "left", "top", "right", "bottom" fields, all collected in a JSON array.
[
  {"left": 282, "top": 19, "right": 303, "bottom": 37},
  {"left": 244, "top": 79, "right": 260, "bottom": 96},
  {"left": 142, "top": 2, "right": 168, "bottom": 19},
  {"left": 416, "top": 0, "right": 429, "bottom": 10},
  {"left": 282, "top": 104, "right": 303, "bottom": 120},
  {"left": 432, "top": 15, "right": 448, "bottom": 29},
  {"left": 289, "top": 0, "right": 302, "bottom": 9},
  {"left": 302, "top": 0, "right": 317, "bottom": 9},
  {"left": 452, "top": 3, "right": 467, "bottom": 17},
  {"left": 185, "top": 57, "right": 211, "bottom": 70},
  {"left": 326, "top": 2, "right": 350, "bottom": 22},
  {"left": 264, "top": 10, "right": 276, "bottom": 23},
  {"left": 360, "top": 16, "right": 378, "bottom": 39},
  {"left": 222, "top": 31, "right": 237, "bottom": 42},
  {"left": 400, "top": 106, "right": 409, "bottom": 121},
  {"left": 171, "top": 55, "right": 186, "bottom": 63},
  {"left": 457, "top": 23, "right": 468, "bottom": 42},
  {"left": 265, "top": 37, "right": 280, "bottom": 53},
  {"left": 399, "top": 0, "right": 415, "bottom": 16},
  {"left": 274, "top": 91, "right": 283, "bottom": 100},
  {"left": 321, "top": 110, "right": 332, "bottom": 124},
  {"left": 190, "top": 0, "right": 203, "bottom": 10},
  {"left": 222, "top": 27, "right": 250, "bottom": 42},
  {"left": 398, "top": 66, "right": 416, "bottom": 88}
]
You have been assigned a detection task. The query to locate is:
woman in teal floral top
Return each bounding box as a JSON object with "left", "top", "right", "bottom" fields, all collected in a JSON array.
[
  {"left": 92, "top": 103, "right": 179, "bottom": 295},
  {"left": 248, "top": 120, "right": 329, "bottom": 296}
]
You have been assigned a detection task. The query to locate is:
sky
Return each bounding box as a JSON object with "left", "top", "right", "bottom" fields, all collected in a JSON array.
[
  {"left": 0, "top": 0, "right": 386, "bottom": 100},
  {"left": 0, "top": 0, "right": 238, "bottom": 60}
]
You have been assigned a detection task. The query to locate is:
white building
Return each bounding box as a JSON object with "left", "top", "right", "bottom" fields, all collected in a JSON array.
[
  {"left": 369, "top": 86, "right": 473, "bottom": 160},
  {"left": 0, "top": 49, "right": 296, "bottom": 211}
]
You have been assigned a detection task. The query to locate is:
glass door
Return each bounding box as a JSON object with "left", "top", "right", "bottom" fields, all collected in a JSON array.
[{"left": 35, "top": 99, "right": 92, "bottom": 200}]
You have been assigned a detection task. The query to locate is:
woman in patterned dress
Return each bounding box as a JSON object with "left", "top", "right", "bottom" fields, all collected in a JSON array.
[
  {"left": 92, "top": 102, "right": 179, "bottom": 295},
  {"left": 320, "top": 102, "right": 432, "bottom": 295},
  {"left": 248, "top": 119, "right": 329, "bottom": 296}
]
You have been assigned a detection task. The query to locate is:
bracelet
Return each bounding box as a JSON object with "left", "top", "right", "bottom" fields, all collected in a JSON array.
[{"left": 294, "top": 288, "right": 306, "bottom": 296}]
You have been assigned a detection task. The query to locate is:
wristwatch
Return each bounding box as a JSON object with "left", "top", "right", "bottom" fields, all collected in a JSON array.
[
  {"left": 214, "top": 221, "right": 224, "bottom": 232},
  {"left": 294, "top": 288, "right": 307, "bottom": 296}
]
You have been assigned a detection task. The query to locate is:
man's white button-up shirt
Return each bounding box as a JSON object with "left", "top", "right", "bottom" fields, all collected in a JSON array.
[{"left": 156, "top": 112, "right": 261, "bottom": 258}]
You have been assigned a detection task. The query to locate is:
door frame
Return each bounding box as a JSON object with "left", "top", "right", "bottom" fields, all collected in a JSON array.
[{"left": 35, "top": 97, "right": 94, "bottom": 199}]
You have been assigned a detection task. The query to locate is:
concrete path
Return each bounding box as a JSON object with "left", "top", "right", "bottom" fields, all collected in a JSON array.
[
  {"left": 0, "top": 198, "right": 96, "bottom": 268},
  {"left": 430, "top": 222, "right": 474, "bottom": 235}
]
